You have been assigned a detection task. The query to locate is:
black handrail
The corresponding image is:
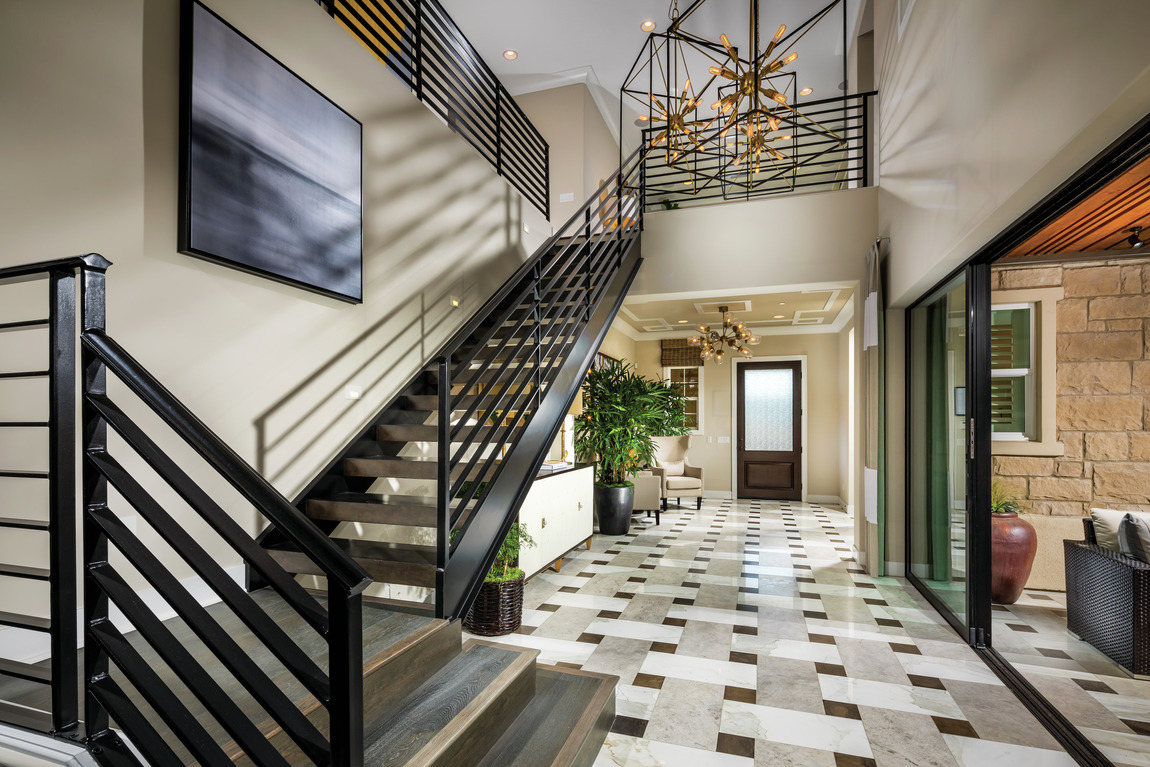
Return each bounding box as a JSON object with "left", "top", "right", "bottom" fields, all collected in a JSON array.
[
  {"left": 81, "top": 331, "right": 372, "bottom": 596},
  {"left": 431, "top": 147, "right": 647, "bottom": 620},
  {"left": 77, "top": 315, "right": 370, "bottom": 765}
]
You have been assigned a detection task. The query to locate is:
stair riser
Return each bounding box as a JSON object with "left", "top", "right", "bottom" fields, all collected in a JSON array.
[
  {"left": 344, "top": 459, "right": 491, "bottom": 482},
  {"left": 376, "top": 425, "right": 501, "bottom": 443}
]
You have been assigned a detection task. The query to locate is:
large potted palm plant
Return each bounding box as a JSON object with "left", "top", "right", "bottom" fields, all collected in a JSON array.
[{"left": 575, "top": 360, "right": 666, "bottom": 535}]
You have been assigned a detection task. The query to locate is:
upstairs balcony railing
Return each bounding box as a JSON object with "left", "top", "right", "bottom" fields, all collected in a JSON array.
[
  {"left": 317, "top": 0, "right": 550, "bottom": 219},
  {"left": 641, "top": 91, "right": 876, "bottom": 211}
]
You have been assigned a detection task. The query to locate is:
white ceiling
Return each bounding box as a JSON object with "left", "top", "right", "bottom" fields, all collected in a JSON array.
[{"left": 439, "top": 0, "right": 860, "bottom": 144}]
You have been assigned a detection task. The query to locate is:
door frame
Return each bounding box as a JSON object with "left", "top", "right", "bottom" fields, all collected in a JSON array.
[{"left": 730, "top": 355, "right": 808, "bottom": 502}]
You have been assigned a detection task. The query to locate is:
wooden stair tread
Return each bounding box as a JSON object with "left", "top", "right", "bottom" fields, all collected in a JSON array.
[
  {"left": 306, "top": 492, "right": 444, "bottom": 525},
  {"left": 344, "top": 455, "right": 489, "bottom": 481},
  {"left": 376, "top": 423, "right": 499, "bottom": 443},
  {"left": 268, "top": 538, "right": 437, "bottom": 587},
  {"left": 476, "top": 665, "right": 617, "bottom": 767},
  {"left": 364, "top": 640, "right": 538, "bottom": 766},
  {"left": 0, "top": 563, "right": 51, "bottom": 580},
  {"left": 0, "top": 611, "right": 50, "bottom": 632}
]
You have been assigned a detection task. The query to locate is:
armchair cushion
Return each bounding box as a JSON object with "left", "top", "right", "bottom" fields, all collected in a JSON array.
[
  {"left": 1119, "top": 513, "right": 1150, "bottom": 564},
  {"left": 666, "top": 476, "right": 702, "bottom": 491},
  {"left": 661, "top": 459, "right": 685, "bottom": 476},
  {"left": 1090, "top": 508, "right": 1150, "bottom": 552}
]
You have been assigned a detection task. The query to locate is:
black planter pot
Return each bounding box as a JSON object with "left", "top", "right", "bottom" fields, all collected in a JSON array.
[{"left": 595, "top": 484, "right": 634, "bottom": 536}]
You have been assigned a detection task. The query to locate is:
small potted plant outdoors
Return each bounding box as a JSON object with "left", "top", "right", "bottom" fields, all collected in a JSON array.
[
  {"left": 463, "top": 522, "right": 536, "bottom": 636},
  {"left": 990, "top": 480, "right": 1037, "bottom": 605},
  {"left": 575, "top": 360, "right": 664, "bottom": 535}
]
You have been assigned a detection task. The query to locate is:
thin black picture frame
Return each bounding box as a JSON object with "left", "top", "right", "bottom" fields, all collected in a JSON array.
[{"left": 177, "top": 0, "right": 364, "bottom": 303}]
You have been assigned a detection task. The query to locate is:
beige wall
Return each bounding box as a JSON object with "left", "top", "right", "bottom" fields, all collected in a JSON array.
[
  {"left": 633, "top": 333, "right": 844, "bottom": 499},
  {"left": 516, "top": 83, "right": 619, "bottom": 229},
  {"left": 635, "top": 187, "right": 877, "bottom": 297},
  {"left": 0, "top": 0, "right": 549, "bottom": 597},
  {"left": 875, "top": 0, "right": 1150, "bottom": 306}
]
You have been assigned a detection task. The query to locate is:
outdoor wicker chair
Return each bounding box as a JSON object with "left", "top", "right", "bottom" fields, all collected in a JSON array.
[{"left": 1064, "top": 517, "right": 1150, "bottom": 677}]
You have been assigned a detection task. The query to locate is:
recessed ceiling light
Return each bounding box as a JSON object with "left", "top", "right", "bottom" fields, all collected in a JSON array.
[
  {"left": 641, "top": 20, "right": 656, "bottom": 32},
  {"left": 799, "top": 87, "right": 813, "bottom": 96},
  {"left": 778, "top": 301, "right": 786, "bottom": 305},
  {"left": 503, "top": 50, "right": 518, "bottom": 60},
  {"left": 773, "top": 315, "right": 785, "bottom": 319},
  {"left": 677, "top": 319, "right": 689, "bottom": 324}
]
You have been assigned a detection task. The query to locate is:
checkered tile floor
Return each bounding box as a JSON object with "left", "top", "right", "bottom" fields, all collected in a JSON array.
[
  {"left": 467, "top": 499, "right": 1080, "bottom": 766},
  {"left": 996, "top": 589, "right": 1150, "bottom": 767}
]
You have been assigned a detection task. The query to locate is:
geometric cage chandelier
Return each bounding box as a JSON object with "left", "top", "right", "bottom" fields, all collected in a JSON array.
[{"left": 622, "top": 0, "right": 847, "bottom": 198}]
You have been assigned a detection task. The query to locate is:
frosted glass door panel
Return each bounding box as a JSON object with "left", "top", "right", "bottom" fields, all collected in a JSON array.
[{"left": 744, "top": 368, "right": 794, "bottom": 451}]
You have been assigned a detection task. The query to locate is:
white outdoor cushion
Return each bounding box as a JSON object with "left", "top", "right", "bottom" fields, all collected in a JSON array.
[
  {"left": 1090, "top": 508, "right": 1150, "bottom": 552},
  {"left": 660, "top": 459, "right": 685, "bottom": 476},
  {"left": 665, "top": 476, "right": 702, "bottom": 491}
]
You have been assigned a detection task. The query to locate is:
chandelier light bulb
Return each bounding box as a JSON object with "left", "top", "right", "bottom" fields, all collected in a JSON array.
[{"left": 774, "top": 24, "right": 786, "bottom": 41}]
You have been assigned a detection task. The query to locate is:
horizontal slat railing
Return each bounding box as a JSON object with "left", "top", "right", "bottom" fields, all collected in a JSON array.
[
  {"left": 0, "top": 254, "right": 107, "bottom": 738},
  {"left": 323, "top": 0, "right": 549, "bottom": 218},
  {"left": 642, "top": 91, "right": 875, "bottom": 210},
  {"left": 69, "top": 268, "right": 370, "bottom": 763}
]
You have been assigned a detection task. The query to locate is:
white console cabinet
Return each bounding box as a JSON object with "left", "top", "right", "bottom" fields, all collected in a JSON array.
[{"left": 517, "top": 465, "right": 594, "bottom": 578}]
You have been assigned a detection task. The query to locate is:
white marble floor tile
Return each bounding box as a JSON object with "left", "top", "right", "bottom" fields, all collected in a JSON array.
[
  {"left": 1089, "top": 691, "right": 1150, "bottom": 723},
  {"left": 519, "top": 608, "right": 551, "bottom": 627},
  {"left": 618, "top": 582, "right": 700, "bottom": 600},
  {"left": 731, "top": 635, "right": 842, "bottom": 665},
  {"left": 720, "top": 699, "right": 873, "bottom": 758},
  {"left": 819, "top": 674, "right": 964, "bottom": 718},
  {"left": 941, "top": 734, "right": 1078, "bottom": 767},
  {"left": 594, "top": 733, "right": 752, "bottom": 766},
  {"left": 1078, "top": 727, "right": 1150, "bottom": 767},
  {"left": 805, "top": 620, "right": 910, "bottom": 642},
  {"left": 740, "top": 592, "right": 825, "bottom": 612},
  {"left": 896, "top": 654, "right": 1005, "bottom": 685},
  {"left": 640, "top": 651, "right": 757, "bottom": 689},
  {"left": 666, "top": 603, "right": 757, "bottom": 627},
  {"left": 472, "top": 631, "right": 595, "bottom": 665},
  {"left": 585, "top": 617, "right": 683, "bottom": 643},
  {"left": 547, "top": 591, "right": 632, "bottom": 612},
  {"left": 615, "top": 684, "right": 660, "bottom": 720}
]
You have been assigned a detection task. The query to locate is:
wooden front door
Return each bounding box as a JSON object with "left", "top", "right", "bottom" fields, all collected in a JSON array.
[{"left": 737, "top": 361, "right": 802, "bottom": 500}]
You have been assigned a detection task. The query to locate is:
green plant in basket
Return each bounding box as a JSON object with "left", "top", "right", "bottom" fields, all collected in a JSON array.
[{"left": 486, "top": 522, "right": 536, "bottom": 583}]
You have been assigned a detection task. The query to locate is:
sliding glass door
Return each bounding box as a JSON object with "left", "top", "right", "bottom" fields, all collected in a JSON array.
[{"left": 908, "top": 274, "right": 970, "bottom": 628}]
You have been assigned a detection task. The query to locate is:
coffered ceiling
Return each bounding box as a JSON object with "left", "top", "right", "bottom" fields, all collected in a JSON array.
[{"left": 618, "top": 285, "right": 854, "bottom": 338}]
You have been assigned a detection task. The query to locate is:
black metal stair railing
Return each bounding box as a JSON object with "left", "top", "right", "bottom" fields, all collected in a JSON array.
[
  {"left": 432, "top": 145, "right": 647, "bottom": 620},
  {"left": 0, "top": 255, "right": 373, "bottom": 765},
  {"left": 318, "top": 0, "right": 550, "bottom": 218}
]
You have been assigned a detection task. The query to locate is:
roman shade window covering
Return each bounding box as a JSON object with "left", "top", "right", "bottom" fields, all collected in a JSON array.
[{"left": 661, "top": 338, "right": 701, "bottom": 367}]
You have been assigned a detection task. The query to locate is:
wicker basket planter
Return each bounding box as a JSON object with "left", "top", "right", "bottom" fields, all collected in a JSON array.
[{"left": 463, "top": 575, "right": 525, "bottom": 636}]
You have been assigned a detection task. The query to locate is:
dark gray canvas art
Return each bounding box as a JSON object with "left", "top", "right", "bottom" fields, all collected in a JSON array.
[{"left": 182, "top": 1, "right": 362, "bottom": 301}]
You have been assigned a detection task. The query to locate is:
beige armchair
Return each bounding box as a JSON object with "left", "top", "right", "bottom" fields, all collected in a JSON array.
[
  {"left": 633, "top": 471, "right": 663, "bottom": 526},
  {"left": 650, "top": 436, "right": 704, "bottom": 510}
]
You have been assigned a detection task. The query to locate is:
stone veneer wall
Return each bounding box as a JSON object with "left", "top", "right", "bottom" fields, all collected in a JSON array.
[{"left": 993, "top": 257, "right": 1150, "bottom": 516}]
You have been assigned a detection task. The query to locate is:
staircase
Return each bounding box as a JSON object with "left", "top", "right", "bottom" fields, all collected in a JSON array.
[
  {"left": 257, "top": 150, "right": 646, "bottom": 622},
  {"left": 0, "top": 150, "right": 644, "bottom": 766}
]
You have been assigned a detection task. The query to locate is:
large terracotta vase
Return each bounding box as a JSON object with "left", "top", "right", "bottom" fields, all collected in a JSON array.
[{"left": 990, "top": 512, "right": 1038, "bottom": 604}]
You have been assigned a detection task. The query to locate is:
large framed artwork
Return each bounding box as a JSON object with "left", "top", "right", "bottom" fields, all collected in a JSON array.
[{"left": 178, "top": 0, "right": 363, "bottom": 302}]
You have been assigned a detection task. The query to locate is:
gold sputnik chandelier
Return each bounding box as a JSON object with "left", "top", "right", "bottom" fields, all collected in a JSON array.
[
  {"left": 624, "top": 0, "right": 846, "bottom": 196},
  {"left": 687, "top": 306, "right": 760, "bottom": 364}
]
